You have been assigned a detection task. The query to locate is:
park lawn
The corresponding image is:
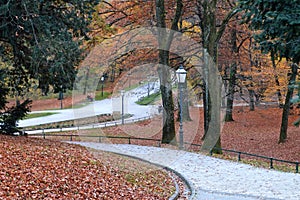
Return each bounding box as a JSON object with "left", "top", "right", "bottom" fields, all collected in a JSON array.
[
  {"left": 24, "top": 112, "right": 59, "bottom": 119},
  {"left": 136, "top": 92, "right": 161, "bottom": 105},
  {"left": 95, "top": 91, "right": 111, "bottom": 101}
]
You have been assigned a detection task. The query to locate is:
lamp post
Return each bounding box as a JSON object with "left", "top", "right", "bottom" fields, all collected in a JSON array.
[
  {"left": 59, "top": 85, "right": 63, "bottom": 109},
  {"left": 120, "top": 90, "right": 125, "bottom": 125},
  {"left": 147, "top": 76, "right": 150, "bottom": 97},
  {"left": 127, "top": 73, "right": 131, "bottom": 88},
  {"left": 101, "top": 76, "right": 105, "bottom": 97},
  {"left": 176, "top": 65, "right": 187, "bottom": 150}
]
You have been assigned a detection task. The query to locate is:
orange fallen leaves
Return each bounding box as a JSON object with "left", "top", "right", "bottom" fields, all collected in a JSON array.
[{"left": 0, "top": 136, "right": 176, "bottom": 199}]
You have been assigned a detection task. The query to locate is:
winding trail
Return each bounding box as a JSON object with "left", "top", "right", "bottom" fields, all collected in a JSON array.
[
  {"left": 19, "top": 82, "right": 160, "bottom": 128},
  {"left": 69, "top": 142, "right": 300, "bottom": 200},
  {"left": 18, "top": 83, "right": 300, "bottom": 199}
]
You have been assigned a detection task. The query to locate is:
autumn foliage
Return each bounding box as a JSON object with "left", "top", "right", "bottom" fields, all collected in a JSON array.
[{"left": 0, "top": 136, "right": 176, "bottom": 199}]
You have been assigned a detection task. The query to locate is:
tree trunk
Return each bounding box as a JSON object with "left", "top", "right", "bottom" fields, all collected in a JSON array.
[
  {"left": 271, "top": 50, "right": 283, "bottom": 107},
  {"left": 158, "top": 50, "right": 176, "bottom": 144},
  {"left": 198, "top": 0, "right": 223, "bottom": 154},
  {"left": 201, "top": 81, "right": 209, "bottom": 140},
  {"left": 225, "top": 26, "right": 238, "bottom": 122},
  {"left": 197, "top": 0, "right": 237, "bottom": 153},
  {"left": 225, "top": 64, "right": 237, "bottom": 122},
  {"left": 225, "top": 86, "right": 234, "bottom": 122},
  {"left": 248, "top": 89, "right": 255, "bottom": 111},
  {"left": 178, "top": 79, "right": 192, "bottom": 121},
  {"left": 247, "top": 37, "right": 256, "bottom": 111},
  {"left": 110, "top": 63, "right": 115, "bottom": 82},
  {"left": 279, "top": 63, "right": 298, "bottom": 143},
  {"left": 83, "top": 67, "right": 90, "bottom": 95},
  {"left": 15, "top": 98, "right": 20, "bottom": 107},
  {"left": 160, "top": 85, "right": 176, "bottom": 144},
  {"left": 249, "top": 89, "right": 255, "bottom": 111},
  {"left": 155, "top": 0, "right": 183, "bottom": 145},
  {"left": 201, "top": 49, "right": 222, "bottom": 153}
]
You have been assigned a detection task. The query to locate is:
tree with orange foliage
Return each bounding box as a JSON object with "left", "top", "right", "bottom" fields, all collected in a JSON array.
[{"left": 239, "top": 0, "right": 300, "bottom": 143}]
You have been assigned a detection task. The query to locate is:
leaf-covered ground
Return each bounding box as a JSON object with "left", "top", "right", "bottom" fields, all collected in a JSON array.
[
  {"left": 221, "top": 107, "right": 300, "bottom": 162},
  {"left": 0, "top": 135, "right": 181, "bottom": 199},
  {"left": 69, "top": 106, "right": 299, "bottom": 167},
  {"left": 7, "top": 97, "right": 299, "bottom": 198},
  {"left": 80, "top": 106, "right": 300, "bottom": 163},
  {"left": 45, "top": 105, "right": 298, "bottom": 175}
]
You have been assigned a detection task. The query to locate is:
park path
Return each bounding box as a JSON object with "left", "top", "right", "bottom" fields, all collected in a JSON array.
[
  {"left": 17, "top": 82, "right": 300, "bottom": 199},
  {"left": 18, "top": 82, "right": 160, "bottom": 128},
  {"left": 69, "top": 142, "right": 300, "bottom": 200}
]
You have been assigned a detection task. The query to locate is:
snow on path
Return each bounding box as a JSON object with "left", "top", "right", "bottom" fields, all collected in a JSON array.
[{"left": 68, "top": 142, "right": 300, "bottom": 200}]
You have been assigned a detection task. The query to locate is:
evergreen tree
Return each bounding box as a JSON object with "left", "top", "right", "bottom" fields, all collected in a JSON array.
[
  {"left": 239, "top": 0, "right": 300, "bottom": 63},
  {"left": 0, "top": 0, "right": 99, "bottom": 134}
]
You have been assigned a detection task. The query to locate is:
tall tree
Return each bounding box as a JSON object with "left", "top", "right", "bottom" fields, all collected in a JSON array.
[
  {"left": 100, "top": 0, "right": 193, "bottom": 144},
  {"left": 224, "top": 31, "right": 238, "bottom": 121},
  {"left": 239, "top": 0, "right": 300, "bottom": 143},
  {"left": 0, "top": 0, "right": 99, "bottom": 134},
  {"left": 155, "top": 0, "right": 183, "bottom": 144},
  {"left": 219, "top": 13, "right": 244, "bottom": 121},
  {"left": 196, "top": 0, "right": 238, "bottom": 153}
]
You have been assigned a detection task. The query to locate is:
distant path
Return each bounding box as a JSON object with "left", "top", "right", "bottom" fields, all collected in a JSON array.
[
  {"left": 18, "top": 82, "right": 160, "bottom": 127},
  {"left": 19, "top": 79, "right": 279, "bottom": 128}
]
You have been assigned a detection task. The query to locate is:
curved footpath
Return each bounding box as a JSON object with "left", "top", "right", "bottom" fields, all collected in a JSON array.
[
  {"left": 18, "top": 83, "right": 160, "bottom": 128},
  {"left": 18, "top": 84, "right": 300, "bottom": 199},
  {"left": 68, "top": 142, "right": 300, "bottom": 200}
]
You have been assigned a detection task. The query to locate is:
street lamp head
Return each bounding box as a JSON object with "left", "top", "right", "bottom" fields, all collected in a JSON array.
[
  {"left": 176, "top": 65, "right": 187, "bottom": 84},
  {"left": 101, "top": 76, "right": 105, "bottom": 82},
  {"left": 120, "top": 90, "right": 125, "bottom": 96}
]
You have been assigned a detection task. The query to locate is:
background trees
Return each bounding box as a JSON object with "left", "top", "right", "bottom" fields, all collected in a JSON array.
[
  {"left": 238, "top": 0, "right": 300, "bottom": 143},
  {"left": 1, "top": 0, "right": 298, "bottom": 147},
  {"left": 99, "top": 0, "right": 185, "bottom": 144},
  {"left": 99, "top": 0, "right": 299, "bottom": 149}
]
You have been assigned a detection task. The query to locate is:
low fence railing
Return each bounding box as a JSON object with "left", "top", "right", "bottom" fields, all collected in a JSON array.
[
  {"left": 211, "top": 147, "right": 299, "bottom": 173},
  {"left": 27, "top": 133, "right": 299, "bottom": 173},
  {"left": 184, "top": 142, "right": 299, "bottom": 173},
  {"left": 29, "top": 133, "right": 162, "bottom": 147}
]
